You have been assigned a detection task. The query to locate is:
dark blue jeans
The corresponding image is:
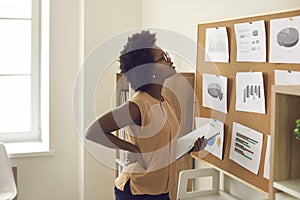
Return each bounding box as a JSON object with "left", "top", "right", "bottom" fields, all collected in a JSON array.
[{"left": 114, "top": 181, "right": 170, "bottom": 200}]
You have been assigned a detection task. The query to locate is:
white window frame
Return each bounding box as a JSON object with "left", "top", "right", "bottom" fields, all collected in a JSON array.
[{"left": 1, "top": 0, "right": 51, "bottom": 156}]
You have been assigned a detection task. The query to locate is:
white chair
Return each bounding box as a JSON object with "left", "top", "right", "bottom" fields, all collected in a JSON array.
[
  {"left": 0, "top": 142, "right": 17, "bottom": 200},
  {"left": 177, "top": 168, "right": 239, "bottom": 200}
]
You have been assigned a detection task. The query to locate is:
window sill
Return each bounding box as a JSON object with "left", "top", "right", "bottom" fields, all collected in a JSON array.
[{"left": 5, "top": 141, "right": 55, "bottom": 158}]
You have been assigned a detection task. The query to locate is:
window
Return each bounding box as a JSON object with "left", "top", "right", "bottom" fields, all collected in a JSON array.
[{"left": 0, "top": 0, "right": 49, "bottom": 148}]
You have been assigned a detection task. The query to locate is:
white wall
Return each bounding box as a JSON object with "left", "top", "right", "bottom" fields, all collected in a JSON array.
[
  {"left": 82, "top": 1, "right": 142, "bottom": 200},
  {"left": 10, "top": 0, "right": 80, "bottom": 199},
  {"left": 142, "top": 0, "right": 300, "bottom": 41},
  {"left": 8, "top": 0, "right": 141, "bottom": 199}
]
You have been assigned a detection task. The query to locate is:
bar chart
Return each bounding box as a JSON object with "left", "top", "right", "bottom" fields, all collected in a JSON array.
[{"left": 229, "top": 122, "right": 263, "bottom": 174}]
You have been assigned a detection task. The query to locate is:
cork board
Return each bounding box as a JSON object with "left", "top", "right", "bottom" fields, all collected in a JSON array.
[{"left": 194, "top": 9, "right": 300, "bottom": 192}]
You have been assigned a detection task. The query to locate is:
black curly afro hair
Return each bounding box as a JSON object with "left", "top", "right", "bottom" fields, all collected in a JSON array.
[{"left": 119, "top": 30, "right": 158, "bottom": 91}]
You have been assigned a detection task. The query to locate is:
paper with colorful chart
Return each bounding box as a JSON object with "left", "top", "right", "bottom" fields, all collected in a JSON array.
[
  {"left": 229, "top": 122, "right": 263, "bottom": 174},
  {"left": 235, "top": 72, "right": 265, "bottom": 114},
  {"left": 234, "top": 20, "right": 266, "bottom": 62},
  {"left": 205, "top": 27, "right": 229, "bottom": 63},
  {"left": 269, "top": 16, "right": 300, "bottom": 64},
  {"left": 202, "top": 73, "right": 228, "bottom": 113},
  {"left": 176, "top": 123, "right": 211, "bottom": 160},
  {"left": 195, "top": 117, "right": 224, "bottom": 160}
]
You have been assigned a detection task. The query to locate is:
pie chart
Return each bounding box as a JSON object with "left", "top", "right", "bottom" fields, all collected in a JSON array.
[
  {"left": 277, "top": 27, "right": 299, "bottom": 47},
  {"left": 207, "top": 135, "right": 221, "bottom": 147}
]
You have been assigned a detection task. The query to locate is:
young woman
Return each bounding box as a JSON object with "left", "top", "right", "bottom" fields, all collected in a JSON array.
[{"left": 85, "top": 30, "right": 207, "bottom": 200}]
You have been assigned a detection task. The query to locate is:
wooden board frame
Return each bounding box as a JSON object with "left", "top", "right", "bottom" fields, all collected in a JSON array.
[{"left": 194, "top": 9, "right": 300, "bottom": 192}]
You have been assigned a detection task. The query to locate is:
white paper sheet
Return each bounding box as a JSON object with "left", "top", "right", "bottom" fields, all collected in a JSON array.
[
  {"left": 275, "top": 69, "right": 300, "bottom": 85},
  {"left": 176, "top": 124, "right": 211, "bottom": 160},
  {"left": 176, "top": 123, "right": 218, "bottom": 160},
  {"left": 203, "top": 73, "right": 228, "bottom": 113},
  {"left": 263, "top": 135, "right": 271, "bottom": 179},
  {"left": 270, "top": 16, "right": 300, "bottom": 64},
  {"left": 205, "top": 27, "right": 229, "bottom": 63},
  {"left": 195, "top": 117, "right": 224, "bottom": 160},
  {"left": 229, "top": 122, "right": 263, "bottom": 174},
  {"left": 234, "top": 20, "right": 266, "bottom": 62},
  {"left": 235, "top": 72, "right": 265, "bottom": 114}
]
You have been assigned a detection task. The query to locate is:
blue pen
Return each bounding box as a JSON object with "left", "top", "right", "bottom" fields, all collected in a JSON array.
[{"left": 207, "top": 132, "right": 220, "bottom": 141}]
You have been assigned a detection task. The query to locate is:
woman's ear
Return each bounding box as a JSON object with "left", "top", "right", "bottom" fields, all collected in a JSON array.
[{"left": 152, "top": 63, "right": 176, "bottom": 81}]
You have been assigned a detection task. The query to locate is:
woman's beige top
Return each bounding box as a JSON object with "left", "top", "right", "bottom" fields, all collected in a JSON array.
[{"left": 115, "top": 91, "right": 179, "bottom": 195}]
